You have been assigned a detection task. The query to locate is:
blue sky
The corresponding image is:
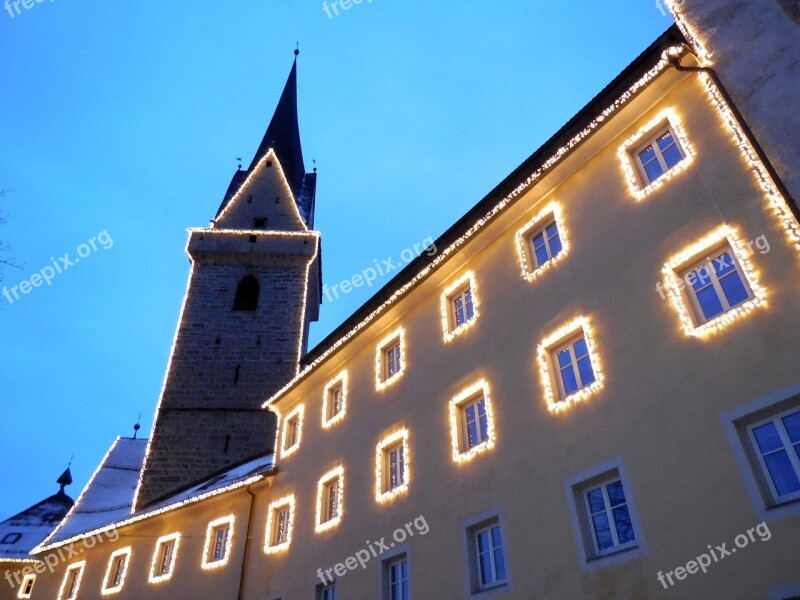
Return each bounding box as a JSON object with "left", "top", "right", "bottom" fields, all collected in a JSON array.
[{"left": 0, "top": 0, "right": 671, "bottom": 518}]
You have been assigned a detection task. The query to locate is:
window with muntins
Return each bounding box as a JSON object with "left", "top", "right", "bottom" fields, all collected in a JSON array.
[
  {"left": 748, "top": 407, "right": 800, "bottom": 505},
  {"left": 584, "top": 478, "right": 637, "bottom": 556}
]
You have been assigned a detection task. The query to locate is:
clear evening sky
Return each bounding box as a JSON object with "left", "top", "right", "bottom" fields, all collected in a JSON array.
[{"left": 0, "top": 0, "right": 671, "bottom": 518}]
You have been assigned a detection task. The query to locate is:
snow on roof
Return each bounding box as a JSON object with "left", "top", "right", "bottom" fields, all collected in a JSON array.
[
  {"left": 0, "top": 491, "right": 73, "bottom": 561},
  {"left": 37, "top": 436, "right": 274, "bottom": 552}
]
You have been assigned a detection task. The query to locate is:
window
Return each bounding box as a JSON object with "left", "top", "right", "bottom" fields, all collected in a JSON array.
[
  {"left": 515, "top": 202, "right": 569, "bottom": 282},
  {"left": 18, "top": 574, "right": 35, "bottom": 599},
  {"left": 661, "top": 225, "right": 766, "bottom": 338},
  {"left": 618, "top": 109, "right": 694, "bottom": 200},
  {"left": 538, "top": 317, "right": 604, "bottom": 412},
  {"left": 376, "top": 328, "right": 406, "bottom": 390},
  {"left": 748, "top": 407, "right": 800, "bottom": 505},
  {"left": 57, "top": 562, "right": 85, "bottom": 600},
  {"left": 101, "top": 548, "right": 131, "bottom": 595},
  {"left": 232, "top": 274, "right": 260, "bottom": 311},
  {"left": 316, "top": 583, "right": 336, "bottom": 600},
  {"left": 202, "top": 516, "right": 234, "bottom": 570},
  {"left": 316, "top": 467, "right": 344, "bottom": 532},
  {"left": 376, "top": 430, "right": 410, "bottom": 503},
  {"left": 383, "top": 555, "right": 409, "bottom": 600},
  {"left": 441, "top": 271, "right": 480, "bottom": 341},
  {"left": 449, "top": 379, "right": 496, "bottom": 463},
  {"left": 280, "top": 405, "right": 304, "bottom": 457},
  {"left": 1, "top": 533, "right": 21, "bottom": 544},
  {"left": 468, "top": 520, "right": 507, "bottom": 592},
  {"left": 680, "top": 246, "right": 752, "bottom": 324},
  {"left": 322, "top": 371, "right": 348, "bottom": 428},
  {"left": 528, "top": 219, "right": 563, "bottom": 270},
  {"left": 149, "top": 533, "right": 180, "bottom": 583},
  {"left": 566, "top": 462, "right": 646, "bottom": 569},
  {"left": 264, "top": 495, "right": 295, "bottom": 553}
]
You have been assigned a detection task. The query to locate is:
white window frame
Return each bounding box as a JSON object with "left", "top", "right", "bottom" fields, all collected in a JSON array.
[
  {"left": 526, "top": 217, "right": 563, "bottom": 270},
  {"left": 746, "top": 406, "right": 800, "bottom": 506},
  {"left": 472, "top": 522, "right": 508, "bottom": 591},
  {"left": 322, "top": 370, "right": 348, "bottom": 428},
  {"left": 460, "top": 396, "right": 490, "bottom": 452},
  {"left": 449, "top": 379, "right": 496, "bottom": 463},
  {"left": 440, "top": 271, "right": 480, "bottom": 342},
  {"left": 18, "top": 574, "right": 36, "bottom": 599},
  {"left": 264, "top": 495, "right": 295, "bottom": 553},
  {"left": 57, "top": 561, "right": 85, "bottom": 600},
  {"left": 582, "top": 476, "right": 638, "bottom": 557},
  {"left": 680, "top": 245, "right": 754, "bottom": 326},
  {"left": 101, "top": 547, "right": 132, "bottom": 595},
  {"left": 383, "top": 554, "right": 410, "bottom": 600},
  {"left": 551, "top": 334, "right": 596, "bottom": 400},
  {"left": 280, "top": 404, "right": 304, "bottom": 457},
  {"left": 384, "top": 341, "right": 402, "bottom": 380},
  {"left": 631, "top": 123, "right": 686, "bottom": 186},
  {"left": 450, "top": 286, "right": 475, "bottom": 329},
  {"left": 515, "top": 202, "right": 569, "bottom": 282},
  {"left": 316, "top": 467, "right": 345, "bottom": 532},
  {"left": 202, "top": 516, "right": 234, "bottom": 570},
  {"left": 376, "top": 328, "right": 406, "bottom": 390},
  {"left": 149, "top": 533, "right": 180, "bottom": 584}
]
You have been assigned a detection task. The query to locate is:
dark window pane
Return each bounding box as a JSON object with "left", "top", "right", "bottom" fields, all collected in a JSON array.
[
  {"left": 587, "top": 488, "right": 606, "bottom": 514},
  {"left": 638, "top": 145, "right": 657, "bottom": 165},
  {"left": 606, "top": 481, "right": 626, "bottom": 507},
  {"left": 557, "top": 348, "right": 573, "bottom": 368},
  {"left": 656, "top": 131, "right": 675, "bottom": 152},
  {"left": 573, "top": 338, "right": 588, "bottom": 358},
  {"left": 613, "top": 505, "right": 635, "bottom": 544},
  {"left": 592, "top": 513, "right": 614, "bottom": 552},
  {"left": 754, "top": 423, "right": 783, "bottom": 453},
  {"left": 577, "top": 356, "right": 595, "bottom": 386},
  {"left": 764, "top": 451, "right": 800, "bottom": 497},
  {"left": 643, "top": 159, "right": 664, "bottom": 183},
  {"left": 467, "top": 420, "right": 479, "bottom": 449},
  {"left": 696, "top": 286, "right": 725, "bottom": 320},
  {"left": 712, "top": 253, "right": 736, "bottom": 276},
  {"left": 545, "top": 222, "right": 559, "bottom": 239},
  {"left": 719, "top": 272, "right": 750, "bottom": 308},
  {"left": 561, "top": 365, "right": 579, "bottom": 395},
  {"left": 494, "top": 547, "right": 506, "bottom": 581},
  {"left": 783, "top": 411, "right": 800, "bottom": 443},
  {"left": 535, "top": 245, "right": 550, "bottom": 266},
  {"left": 661, "top": 143, "right": 684, "bottom": 169},
  {"left": 691, "top": 266, "right": 713, "bottom": 292}
]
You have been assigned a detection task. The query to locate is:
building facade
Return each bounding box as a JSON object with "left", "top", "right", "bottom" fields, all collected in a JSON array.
[{"left": 3, "top": 4, "right": 800, "bottom": 600}]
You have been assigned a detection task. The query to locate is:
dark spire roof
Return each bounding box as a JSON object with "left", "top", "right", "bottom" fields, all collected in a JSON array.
[
  {"left": 249, "top": 52, "right": 306, "bottom": 197},
  {"left": 57, "top": 467, "right": 73, "bottom": 493}
]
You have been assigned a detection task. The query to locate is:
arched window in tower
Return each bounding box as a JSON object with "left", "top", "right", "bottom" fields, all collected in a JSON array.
[{"left": 232, "top": 275, "right": 260, "bottom": 311}]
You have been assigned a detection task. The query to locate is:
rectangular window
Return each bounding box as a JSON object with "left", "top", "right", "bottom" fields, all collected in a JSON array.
[
  {"left": 18, "top": 574, "right": 35, "bottom": 599},
  {"left": 553, "top": 335, "right": 596, "bottom": 398},
  {"left": 748, "top": 407, "right": 800, "bottom": 505},
  {"left": 376, "top": 328, "right": 406, "bottom": 390},
  {"left": 149, "top": 534, "right": 180, "bottom": 583},
  {"left": 583, "top": 478, "right": 637, "bottom": 556},
  {"left": 449, "top": 379, "right": 496, "bottom": 463},
  {"left": 102, "top": 548, "right": 131, "bottom": 594},
  {"left": 515, "top": 203, "right": 569, "bottom": 282},
  {"left": 265, "top": 495, "right": 295, "bottom": 553},
  {"left": 376, "top": 430, "right": 410, "bottom": 502},
  {"left": 316, "top": 467, "right": 345, "bottom": 532},
  {"left": 441, "top": 271, "right": 480, "bottom": 341},
  {"left": 317, "top": 583, "right": 336, "bottom": 600},
  {"left": 202, "top": 516, "right": 234, "bottom": 569},
  {"left": 472, "top": 522, "right": 507, "bottom": 591},
  {"left": 528, "top": 220, "right": 563, "bottom": 270},
  {"left": 618, "top": 109, "right": 694, "bottom": 200},
  {"left": 322, "top": 370, "right": 348, "bottom": 428},
  {"left": 57, "top": 562, "right": 85, "bottom": 600},
  {"left": 681, "top": 247, "right": 752, "bottom": 323},
  {"left": 280, "top": 405, "right": 304, "bottom": 457},
  {"left": 661, "top": 225, "right": 766, "bottom": 338},
  {"left": 538, "top": 317, "right": 604, "bottom": 412},
  {"left": 384, "top": 556, "right": 409, "bottom": 600},
  {"left": 566, "top": 463, "right": 645, "bottom": 569}
]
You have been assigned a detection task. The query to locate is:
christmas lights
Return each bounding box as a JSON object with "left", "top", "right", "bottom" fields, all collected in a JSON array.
[
  {"left": 662, "top": 0, "right": 713, "bottom": 64},
  {"left": 375, "top": 429, "right": 411, "bottom": 503},
  {"left": 201, "top": 516, "right": 235, "bottom": 571},
  {"left": 264, "top": 46, "right": 688, "bottom": 410},
  {"left": 264, "top": 495, "right": 296, "bottom": 554},
  {"left": 279, "top": 404, "right": 305, "bottom": 458},
  {"left": 515, "top": 202, "right": 570, "bottom": 282},
  {"left": 212, "top": 148, "right": 309, "bottom": 231},
  {"left": 537, "top": 317, "right": 605, "bottom": 413},
  {"left": 440, "top": 271, "right": 480, "bottom": 343},
  {"left": 100, "top": 547, "right": 131, "bottom": 595},
  {"left": 448, "top": 379, "right": 496, "bottom": 464},
  {"left": 617, "top": 108, "right": 695, "bottom": 201},
  {"left": 321, "top": 370, "right": 348, "bottom": 429},
  {"left": 698, "top": 73, "right": 800, "bottom": 253},
  {"left": 375, "top": 327, "right": 406, "bottom": 391},
  {"left": 17, "top": 574, "right": 36, "bottom": 599},
  {"left": 315, "top": 466, "right": 345, "bottom": 533},
  {"left": 148, "top": 533, "right": 181, "bottom": 584},
  {"left": 662, "top": 224, "right": 767, "bottom": 339},
  {"left": 56, "top": 561, "right": 85, "bottom": 600}
]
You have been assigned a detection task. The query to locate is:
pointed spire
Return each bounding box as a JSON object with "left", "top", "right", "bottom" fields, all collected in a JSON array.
[
  {"left": 57, "top": 467, "right": 73, "bottom": 494},
  {"left": 249, "top": 50, "right": 306, "bottom": 197}
]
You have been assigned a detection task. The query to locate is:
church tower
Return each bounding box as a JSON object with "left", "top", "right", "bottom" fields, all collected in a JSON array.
[{"left": 135, "top": 52, "right": 321, "bottom": 509}]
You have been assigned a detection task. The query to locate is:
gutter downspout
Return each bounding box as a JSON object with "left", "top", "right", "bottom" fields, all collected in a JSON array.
[
  {"left": 237, "top": 484, "right": 259, "bottom": 600},
  {"left": 670, "top": 52, "right": 800, "bottom": 222}
]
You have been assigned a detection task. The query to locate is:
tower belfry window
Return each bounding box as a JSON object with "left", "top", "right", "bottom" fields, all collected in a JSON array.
[{"left": 233, "top": 275, "right": 260, "bottom": 311}]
